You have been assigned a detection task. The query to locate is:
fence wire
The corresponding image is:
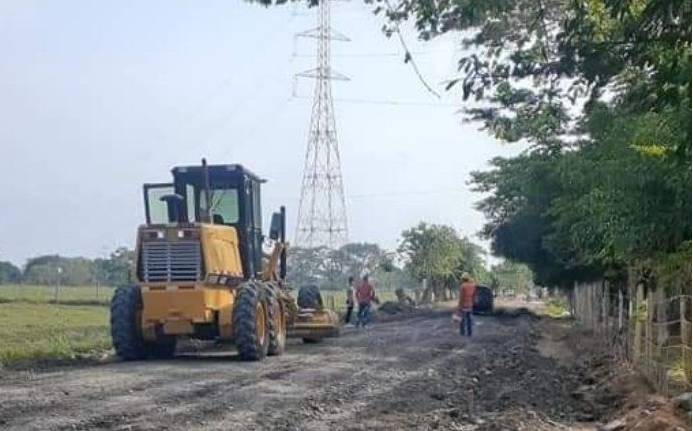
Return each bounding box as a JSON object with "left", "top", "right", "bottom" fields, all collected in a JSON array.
[{"left": 571, "top": 281, "right": 691, "bottom": 396}]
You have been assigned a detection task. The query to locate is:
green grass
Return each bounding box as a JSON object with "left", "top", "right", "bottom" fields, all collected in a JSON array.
[
  {"left": 0, "top": 302, "right": 110, "bottom": 364},
  {"left": 545, "top": 298, "right": 570, "bottom": 317},
  {"left": 0, "top": 284, "right": 114, "bottom": 305}
]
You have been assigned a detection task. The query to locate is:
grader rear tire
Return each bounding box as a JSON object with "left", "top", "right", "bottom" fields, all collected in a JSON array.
[
  {"left": 298, "top": 284, "right": 323, "bottom": 310},
  {"left": 233, "top": 283, "right": 269, "bottom": 360},
  {"left": 265, "top": 287, "right": 286, "bottom": 356},
  {"left": 110, "top": 286, "right": 146, "bottom": 361}
]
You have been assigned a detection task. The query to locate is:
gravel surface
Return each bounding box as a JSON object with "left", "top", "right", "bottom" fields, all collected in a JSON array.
[{"left": 0, "top": 303, "right": 606, "bottom": 431}]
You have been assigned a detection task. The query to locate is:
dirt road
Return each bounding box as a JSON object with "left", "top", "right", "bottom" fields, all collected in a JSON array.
[{"left": 0, "top": 304, "right": 604, "bottom": 431}]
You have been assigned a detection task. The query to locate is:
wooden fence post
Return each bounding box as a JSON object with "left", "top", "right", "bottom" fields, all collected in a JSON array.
[
  {"left": 592, "top": 283, "right": 598, "bottom": 332},
  {"left": 633, "top": 283, "right": 644, "bottom": 363},
  {"left": 601, "top": 281, "right": 609, "bottom": 334},
  {"left": 645, "top": 290, "right": 652, "bottom": 380},
  {"left": 618, "top": 290, "right": 623, "bottom": 331},
  {"left": 681, "top": 296, "right": 691, "bottom": 388}
]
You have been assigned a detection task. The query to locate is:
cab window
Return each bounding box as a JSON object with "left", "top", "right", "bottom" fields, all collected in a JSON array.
[
  {"left": 200, "top": 188, "right": 240, "bottom": 225},
  {"left": 252, "top": 181, "right": 262, "bottom": 227},
  {"left": 145, "top": 185, "right": 174, "bottom": 224}
]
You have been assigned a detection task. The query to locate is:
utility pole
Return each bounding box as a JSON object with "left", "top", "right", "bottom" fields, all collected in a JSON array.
[{"left": 294, "top": 0, "right": 349, "bottom": 249}]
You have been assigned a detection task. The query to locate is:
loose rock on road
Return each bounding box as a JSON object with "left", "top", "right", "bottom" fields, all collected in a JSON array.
[{"left": 0, "top": 303, "right": 601, "bottom": 431}]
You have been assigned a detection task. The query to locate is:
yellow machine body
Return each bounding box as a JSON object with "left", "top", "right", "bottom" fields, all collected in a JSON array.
[
  {"left": 135, "top": 224, "right": 243, "bottom": 341},
  {"left": 120, "top": 162, "right": 340, "bottom": 359},
  {"left": 133, "top": 222, "right": 339, "bottom": 344}
]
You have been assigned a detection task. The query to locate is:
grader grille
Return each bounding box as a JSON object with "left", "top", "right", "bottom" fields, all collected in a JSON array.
[{"left": 140, "top": 240, "right": 202, "bottom": 282}]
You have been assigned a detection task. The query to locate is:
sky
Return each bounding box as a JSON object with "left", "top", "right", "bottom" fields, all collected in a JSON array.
[{"left": 0, "top": 1, "right": 526, "bottom": 266}]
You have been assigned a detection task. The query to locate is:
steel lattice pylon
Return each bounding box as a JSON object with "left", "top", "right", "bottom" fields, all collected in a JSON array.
[{"left": 295, "top": 0, "right": 349, "bottom": 248}]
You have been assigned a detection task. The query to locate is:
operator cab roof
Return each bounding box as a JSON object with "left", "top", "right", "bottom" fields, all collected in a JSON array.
[{"left": 171, "top": 164, "right": 266, "bottom": 184}]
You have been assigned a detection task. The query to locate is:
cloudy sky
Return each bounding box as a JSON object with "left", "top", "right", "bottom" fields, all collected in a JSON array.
[{"left": 0, "top": 1, "right": 525, "bottom": 265}]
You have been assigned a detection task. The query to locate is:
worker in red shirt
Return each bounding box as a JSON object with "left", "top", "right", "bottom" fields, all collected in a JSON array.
[
  {"left": 458, "top": 273, "right": 477, "bottom": 336},
  {"left": 354, "top": 272, "right": 376, "bottom": 328}
]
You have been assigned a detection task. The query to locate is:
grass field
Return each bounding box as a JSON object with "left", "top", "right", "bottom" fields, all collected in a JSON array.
[
  {"left": 0, "top": 284, "right": 404, "bottom": 364},
  {"left": 0, "top": 302, "right": 110, "bottom": 363},
  {"left": 0, "top": 284, "right": 114, "bottom": 305}
]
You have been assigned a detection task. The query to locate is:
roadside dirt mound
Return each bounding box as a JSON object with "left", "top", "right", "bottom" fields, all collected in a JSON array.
[
  {"left": 538, "top": 316, "right": 690, "bottom": 431},
  {"left": 378, "top": 300, "right": 415, "bottom": 315},
  {"left": 579, "top": 358, "right": 690, "bottom": 431}
]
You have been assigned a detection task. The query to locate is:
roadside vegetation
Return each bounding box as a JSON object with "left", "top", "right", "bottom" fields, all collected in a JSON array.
[
  {"left": 0, "top": 302, "right": 109, "bottom": 363},
  {"left": 544, "top": 298, "right": 570, "bottom": 318},
  {"left": 369, "top": 0, "right": 691, "bottom": 292}
]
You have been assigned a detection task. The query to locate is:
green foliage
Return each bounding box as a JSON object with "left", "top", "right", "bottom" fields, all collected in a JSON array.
[
  {"left": 398, "top": 222, "right": 487, "bottom": 286},
  {"left": 286, "top": 242, "right": 416, "bottom": 291},
  {"left": 545, "top": 298, "right": 569, "bottom": 318},
  {"left": 93, "top": 247, "right": 135, "bottom": 286},
  {"left": 13, "top": 247, "right": 134, "bottom": 287},
  {"left": 362, "top": 0, "right": 692, "bottom": 287},
  {"left": 489, "top": 261, "right": 533, "bottom": 295},
  {"left": 0, "top": 261, "right": 21, "bottom": 284},
  {"left": 24, "top": 255, "right": 95, "bottom": 286}
]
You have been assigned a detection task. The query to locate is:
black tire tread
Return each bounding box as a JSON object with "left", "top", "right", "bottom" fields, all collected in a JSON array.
[
  {"left": 297, "top": 284, "right": 323, "bottom": 310},
  {"left": 110, "top": 286, "right": 145, "bottom": 361},
  {"left": 264, "top": 284, "right": 286, "bottom": 356},
  {"left": 233, "top": 283, "right": 268, "bottom": 360}
]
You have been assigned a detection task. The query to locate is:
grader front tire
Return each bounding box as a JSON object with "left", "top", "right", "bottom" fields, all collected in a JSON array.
[{"left": 233, "top": 283, "right": 270, "bottom": 361}]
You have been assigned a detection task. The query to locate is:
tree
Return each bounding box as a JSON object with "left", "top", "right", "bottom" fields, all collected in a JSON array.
[
  {"left": 94, "top": 247, "right": 135, "bottom": 286},
  {"left": 0, "top": 261, "right": 21, "bottom": 284},
  {"left": 398, "top": 222, "right": 488, "bottom": 302},
  {"left": 286, "top": 243, "right": 410, "bottom": 290},
  {"left": 385, "top": 0, "right": 691, "bottom": 290},
  {"left": 23, "top": 255, "right": 95, "bottom": 286},
  {"left": 490, "top": 261, "right": 533, "bottom": 296},
  {"left": 20, "top": 248, "right": 134, "bottom": 287}
]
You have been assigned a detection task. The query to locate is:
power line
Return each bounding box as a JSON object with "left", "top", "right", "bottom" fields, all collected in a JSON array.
[
  {"left": 293, "top": 49, "right": 464, "bottom": 58},
  {"left": 292, "top": 94, "right": 465, "bottom": 107},
  {"left": 272, "top": 188, "right": 465, "bottom": 202}
]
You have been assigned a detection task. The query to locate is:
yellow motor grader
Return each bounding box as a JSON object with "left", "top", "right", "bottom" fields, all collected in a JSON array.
[{"left": 110, "top": 160, "right": 339, "bottom": 360}]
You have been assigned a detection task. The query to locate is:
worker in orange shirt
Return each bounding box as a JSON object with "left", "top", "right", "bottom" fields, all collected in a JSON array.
[{"left": 458, "top": 273, "right": 477, "bottom": 336}]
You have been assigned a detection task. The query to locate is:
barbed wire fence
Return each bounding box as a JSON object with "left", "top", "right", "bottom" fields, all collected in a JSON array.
[{"left": 571, "top": 279, "right": 691, "bottom": 396}]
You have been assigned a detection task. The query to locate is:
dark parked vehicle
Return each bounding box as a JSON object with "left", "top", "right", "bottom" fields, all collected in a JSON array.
[{"left": 473, "top": 285, "right": 494, "bottom": 314}]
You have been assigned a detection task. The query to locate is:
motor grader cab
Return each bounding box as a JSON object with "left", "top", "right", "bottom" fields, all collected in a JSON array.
[{"left": 110, "top": 160, "right": 339, "bottom": 361}]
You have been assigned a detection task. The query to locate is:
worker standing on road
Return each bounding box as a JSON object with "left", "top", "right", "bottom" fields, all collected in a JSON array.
[
  {"left": 458, "top": 273, "right": 476, "bottom": 337},
  {"left": 355, "top": 272, "right": 376, "bottom": 329},
  {"left": 344, "top": 276, "right": 355, "bottom": 324}
]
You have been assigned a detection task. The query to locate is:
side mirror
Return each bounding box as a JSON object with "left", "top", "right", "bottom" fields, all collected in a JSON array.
[{"left": 269, "top": 212, "right": 282, "bottom": 241}]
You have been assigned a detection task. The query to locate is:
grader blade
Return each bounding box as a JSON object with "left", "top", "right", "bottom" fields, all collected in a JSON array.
[{"left": 288, "top": 308, "right": 340, "bottom": 340}]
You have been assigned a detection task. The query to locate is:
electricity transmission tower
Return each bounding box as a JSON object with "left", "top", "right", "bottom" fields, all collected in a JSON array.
[{"left": 294, "top": 0, "right": 350, "bottom": 249}]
